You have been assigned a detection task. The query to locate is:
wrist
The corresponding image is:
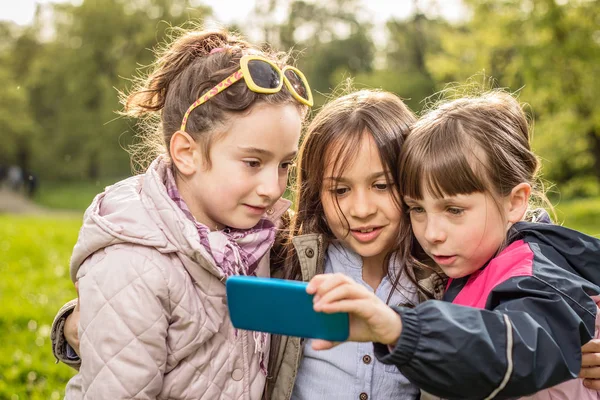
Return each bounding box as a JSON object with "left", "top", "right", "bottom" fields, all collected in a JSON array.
[{"left": 382, "top": 308, "right": 402, "bottom": 345}]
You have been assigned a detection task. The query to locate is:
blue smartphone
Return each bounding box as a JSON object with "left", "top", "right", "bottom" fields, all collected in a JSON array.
[{"left": 226, "top": 276, "right": 349, "bottom": 341}]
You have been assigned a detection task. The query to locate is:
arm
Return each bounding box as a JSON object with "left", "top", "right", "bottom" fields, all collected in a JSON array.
[
  {"left": 375, "top": 292, "right": 592, "bottom": 399},
  {"left": 74, "top": 248, "right": 171, "bottom": 399},
  {"left": 309, "top": 273, "right": 597, "bottom": 400},
  {"left": 51, "top": 297, "right": 80, "bottom": 369}
]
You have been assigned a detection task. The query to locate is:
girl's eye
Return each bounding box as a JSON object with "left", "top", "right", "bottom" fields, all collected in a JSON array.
[
  {"left": 408, "top": 206, "right": 425, "bottom": 214},
  {"left": 332, "top": 187, "right": 349, "bottom": 196},
  {"left": 447, "top": 207, "right": 464, "bottom": 215},
  {"left": 243, "top": 160, "right": 261, "bottom": 168},
  {"left": 280, "top": 161, "right": 295, "bottom": 170},
  {"left": 373, "top": 183, "right": 388, "bottom": 191}
]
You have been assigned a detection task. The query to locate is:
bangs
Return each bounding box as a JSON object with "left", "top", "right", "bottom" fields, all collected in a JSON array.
[
  {"left": 324, "top": 130, "right": 367, "bottom": 180},
  {"left": 401, "top": 118, "right": 489, "bottom": 200}
]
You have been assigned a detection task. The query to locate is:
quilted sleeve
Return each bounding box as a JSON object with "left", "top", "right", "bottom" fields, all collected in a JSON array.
[
  {"left": 72, "top": 246, "right": 171, "bottom": 399},
  {"left": 50, "top": 298, "right": 81, "bottom": 369}
]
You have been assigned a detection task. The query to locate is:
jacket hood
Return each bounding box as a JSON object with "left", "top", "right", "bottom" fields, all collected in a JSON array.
[
  {"left": 513, "top": 221, "right": 600, "bottom": 286},
  {"left": 69, "top": 157, "right": 290, "bottom": 282}
]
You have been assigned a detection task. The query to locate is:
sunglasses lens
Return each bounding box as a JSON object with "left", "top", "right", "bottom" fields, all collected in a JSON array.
[
  {"left": 284, "top": 69, "right": 310, "bottom": 101},
  {"left": 247, "top": 60, "right": 281, "bottom": 89}
]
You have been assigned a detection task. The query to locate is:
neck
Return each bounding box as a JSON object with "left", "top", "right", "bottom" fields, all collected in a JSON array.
[{"left": 361, "top": 252, "right": 387, "bottom": 291}]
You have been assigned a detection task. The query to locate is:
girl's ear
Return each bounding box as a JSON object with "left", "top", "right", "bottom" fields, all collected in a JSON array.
[
  {"left": 170, "top": 131, "right": 200, "bottom": 176},
  {"left": 506, "top": 182, "right": 531, "bottom": 224}
]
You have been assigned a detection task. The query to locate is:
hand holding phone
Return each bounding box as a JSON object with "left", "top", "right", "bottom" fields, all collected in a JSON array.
[{"left": 226, "top": 276, "right": 349, "bottom": 341}]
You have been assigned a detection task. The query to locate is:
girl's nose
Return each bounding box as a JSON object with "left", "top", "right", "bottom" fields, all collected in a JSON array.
[
  {"left": 423, "top": 214, "right": 447, "bottom": 244},
  {"left": 349, "top": 190, "right": 376, "bottom": 219},
  {"left": 256, "top": 167, "right": 284, "bottom": 200}
]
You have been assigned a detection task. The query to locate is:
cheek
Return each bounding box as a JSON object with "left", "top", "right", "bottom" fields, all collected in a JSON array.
[
  {"left": 320, "top": 194, "right": 335, "bottom": 223},
  {"left": 278, "top": 173, "right": 288, "bottom": 193},
  {"left": 386, "top": 201, "right": 403, "bottom": 224},
  {"left": 411, "top": 222, "right": 426, "bottom": 242},
  {"left": 411, "top": 220, "right": 431, "bottom": 248},
  {"left": 320, "top": 193, "right": 343, "bottom": 229},
  {"left": 481, "top": 211, "right": 506, "bottom": 240}
]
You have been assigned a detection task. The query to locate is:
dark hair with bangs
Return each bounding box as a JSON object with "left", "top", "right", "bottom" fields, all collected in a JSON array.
[
  {"left": 398, "top": 90, "right": 553, "bottom": 280},
  {"left": 401, "top": 91, "right": 538, "bottom": 202},
  {"left": 400, "top": 116, "right": 490, "bottom": 201}
]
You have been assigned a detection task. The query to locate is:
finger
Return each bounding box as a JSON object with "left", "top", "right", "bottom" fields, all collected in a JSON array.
[
  {"left": 318, "top": 298, "right": 375, "bottom": 316},
  {"left": 308, "top": 274, "right": 342, "bottom": 301},
  {"left": 580, "top": 366, "right": 600, "bottom": 379},
  {"left": 582, "top": 339, "right": 600, "bottom": 353},
  {"left": 313, "top": 273, "right": 354, "bottom": 297},
  {"left": 581, "top": 352, "right": 600, "bottom": 368},
  {"left": 583, "top": 378, "right": 600, "bottom": 390},
  {"left": 306, "top": 274, "right": 329, "bottom": 294},
  {"left": 314, "top": 282, "right": 371, "bottom": 311},
  {"left": 311, "top": 339, "right": 340, "bottom": 351}
]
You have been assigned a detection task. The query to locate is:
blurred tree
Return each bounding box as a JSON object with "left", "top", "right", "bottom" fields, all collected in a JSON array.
[
  {"left": 0, "top": 22, "right": 39, "bottom": 172},
  {"left": 256, "top": 0, "right": 375, "bottom": 104},
  {"left": 8, "top": 0, "right": 212, "bottom": 180},
  {"left": 426, "top": 0, "right": 600, "bottom": 197},
  {"left": 371, "top": 3, "right": 452, "bottom": 112}
]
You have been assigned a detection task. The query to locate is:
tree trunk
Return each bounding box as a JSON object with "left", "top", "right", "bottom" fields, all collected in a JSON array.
[{"left": 16, "top": 139, "right": 29, "bottom": 173}]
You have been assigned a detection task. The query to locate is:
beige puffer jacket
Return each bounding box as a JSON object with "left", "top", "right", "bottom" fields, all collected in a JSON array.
[{"left": 64, "top": 158, "right": 290, "bottom": 399}]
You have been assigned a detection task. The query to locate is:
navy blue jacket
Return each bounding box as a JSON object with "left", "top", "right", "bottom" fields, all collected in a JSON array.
[{"left": 375, "top": 223, "right": 600, "bottom": 399}]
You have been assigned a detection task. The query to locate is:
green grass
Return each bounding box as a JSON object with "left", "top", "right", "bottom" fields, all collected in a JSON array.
[
  {"left": 555, "top": 197, "right": 600, "bottom": 237},
  {"left": 33, "top": 178, "right": 125, "bottom": 212},
  {"left": 0, "top": 215, "right": 80, "bottom": 399}
]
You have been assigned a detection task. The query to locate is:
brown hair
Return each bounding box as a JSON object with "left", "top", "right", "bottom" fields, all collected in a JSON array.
[
  {"left": 264, "top": 90, "right": 417, "bottom": 392},
  {"left": 122, "top": 27, "right": 308, "bottom": 172},
  {"left": 398, "top": 90, "right": 552, "bottom": 280},
  {"left": 283, "top": 89, "right": 416, "bottom": 286}
]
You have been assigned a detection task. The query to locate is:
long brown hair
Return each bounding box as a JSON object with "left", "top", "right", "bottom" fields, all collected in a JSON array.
[
  {"left": 398, "top": 90, "right": 553, "bottom": 281},
  {"left": 283, "top": 89, "right": 416, "bottom": 286},
  {"left": 121, "top": 27, "right": 308, "bottom": 172}
]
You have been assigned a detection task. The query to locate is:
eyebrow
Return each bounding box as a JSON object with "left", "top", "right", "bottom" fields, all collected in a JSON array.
[
  {"left": 404, "top": 196, "right": 461, "bottom": 206},
  {"left": 237, "top": 146, "right": 297, "bottom": 159},
  {"left": 324, "top": 171, "right": 389, "bottom": 182}
]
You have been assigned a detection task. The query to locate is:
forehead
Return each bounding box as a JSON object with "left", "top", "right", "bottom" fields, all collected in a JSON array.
[
  {"left": 221, "top": 103, "right": 302, "bottom": 151},
  {"left": 404, "top": 190, "right": 499, "bottom": 213},
  {"left": 323, "top": 133, "right": 384, "bottom": 175}
]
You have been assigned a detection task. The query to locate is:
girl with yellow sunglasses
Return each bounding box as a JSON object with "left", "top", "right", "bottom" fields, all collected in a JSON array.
[{"left": 51, "top": 28, "right": 311, "bottom": 399}]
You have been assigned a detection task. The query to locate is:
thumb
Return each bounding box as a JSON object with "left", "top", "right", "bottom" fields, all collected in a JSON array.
[{"left": 311, "top": 339, "right": 340, "bottom": 351}]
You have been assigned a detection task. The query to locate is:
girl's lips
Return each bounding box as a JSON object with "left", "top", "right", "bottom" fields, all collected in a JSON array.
[
  {"left": 349, "top": 226, "right": 383, "bottom": 243},
  {"left": 433, "top": 255, "right": 457, "bottom": 265},
  {"left": 243, "top": 204, "right": 267, "bottom": 215}
]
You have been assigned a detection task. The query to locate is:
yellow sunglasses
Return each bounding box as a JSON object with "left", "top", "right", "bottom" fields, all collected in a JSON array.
[{"left": 180, "top": 55, "right": 313, "bottom": 132}]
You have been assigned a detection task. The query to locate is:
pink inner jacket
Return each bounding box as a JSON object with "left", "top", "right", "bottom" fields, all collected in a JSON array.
[{"left": 451, "top": 240, "right": 600, "bottom": 400}]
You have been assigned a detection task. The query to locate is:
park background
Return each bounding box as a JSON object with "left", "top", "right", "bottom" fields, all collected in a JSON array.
[{"left": 1, "top": 0, "right": 599, "bottom": 398}]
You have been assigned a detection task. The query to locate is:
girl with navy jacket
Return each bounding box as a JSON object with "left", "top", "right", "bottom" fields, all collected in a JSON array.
[{"left": 307, "top": 91, "right": 600, "bottom": 399}]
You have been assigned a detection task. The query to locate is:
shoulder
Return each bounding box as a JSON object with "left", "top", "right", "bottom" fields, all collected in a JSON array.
[{"left": 78, "top": 243, "right": 185, "bottom": 293}]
